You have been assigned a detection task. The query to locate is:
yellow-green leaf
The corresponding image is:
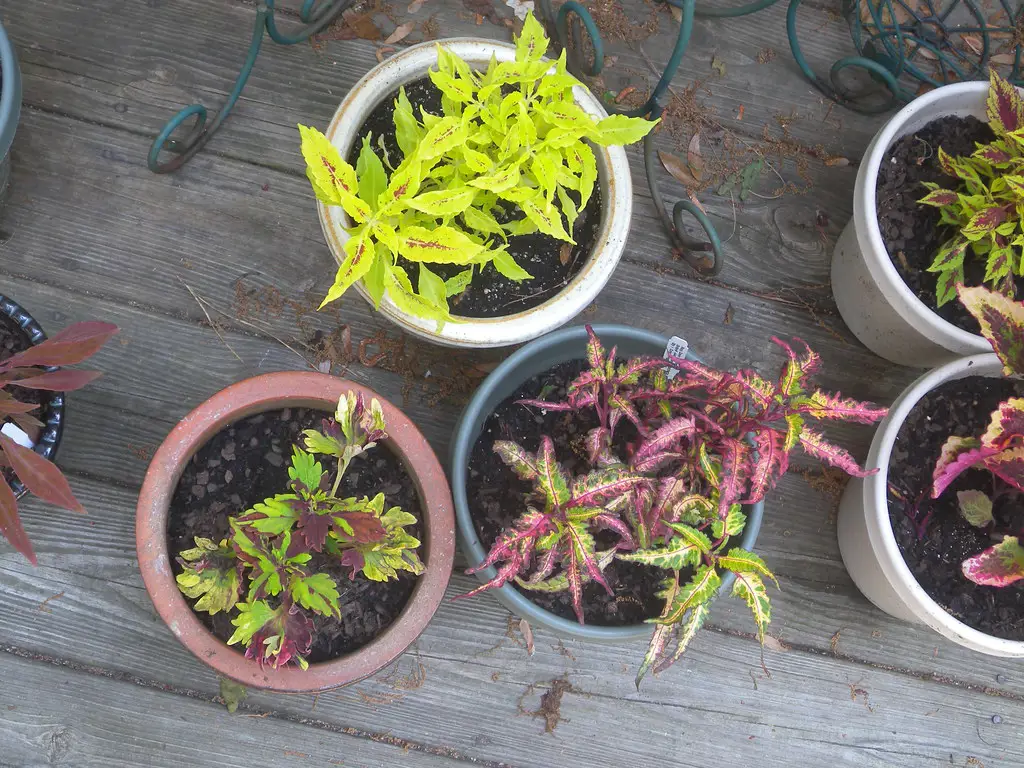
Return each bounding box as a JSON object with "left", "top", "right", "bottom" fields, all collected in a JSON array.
[
  {"left": 521, "top": 195, "right": 574, "bottom": 243},
  {"left": 298, "top": 124, "right": 369, "bottom": 222},
  {"left": 398, "top": 225, "right": 483, "bottom": 264},
  {"left": 589, "top": 114, "right": 659, "bottom": 146},
  {"left": 444, "top": 268, "right": 474, "bottom": 297},
  {"left": 393, "top": 87, "right": 424, "bottom": 157},
  {"left": 406, "top": 186, "right": 478, "bottom": 217},
  {"left": 420, "top": 116, "right": 466, "bottom": 160},
  {"left": 385, "top": 265, "right": 449, "bottom": 326},
  {"left": 363, "top": 245, "right": 388, "bottom": 308},
  {"left": 462, "top": 204, "right": 505, "bottom": 236},
  {"left": 516, "top": 11, "right": 549, "bottom": 62},
  {"left": 468, "top": 163, "right": 521, "bottom": 194},
  {"left": 320, "top": 231, "right": 376, "bottom": 307},
  {"left": 356, "top": 135, "right": 387, "bottom": 212},
  {"left": 491, "top": 248, "right": 533, "bottom": 281}
]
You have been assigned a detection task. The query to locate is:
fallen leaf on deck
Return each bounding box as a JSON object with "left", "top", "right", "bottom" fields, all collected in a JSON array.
[
  {"left": 408, "top": 0, "right": 428, "bottom": 12},
  {"left": 737, "top": 104, "right": 745, "bottom": 120},
  {"left": 520, "top": 618, "right": 535, "bottom": 655},
  {"left": 385, "top": 22, "right": 415, "bottom": 44},
  {"left": 687, "top": 190, "right": 706, "bottom": 214},
  {"left": 668, "top": 3, "right": 682, "bottom": 23},
  {"left": 687, "top": 133, "right": 704, "bottom": 181},
  {"left": 960, "top": 34, "right": 982, "bottom": 55},
  {"left": 659, "top": 150, "right": 700, "bottom": 188},
  {"left": 219, "top": 677, "right": 247, "bottom": 714},
  {"left": 723, "top": 303, "right": 734, "bottom": 324},
  {"left": 717, "top": 157, "right": 764, "bottom": 201},
  {"left": 342, "top": 9, "right": 383, "bottom": 41},
  {"left": 376, "top": 46, "right": 396, "bottom": 62},
  {"left": 991, "top": 53, "right": 1016, "bottom": 66},
  {"left": 824, "top": 156, "right": 850, "bottom": 167},
  {"left": 615, "top": 85, "right": 637, "bottom": 104},
  {"left": 711, "top": 55, "right": 727, "bottom": 77},
  {"left": 763, "top": 634, "right": 789, "bottom": 652}
]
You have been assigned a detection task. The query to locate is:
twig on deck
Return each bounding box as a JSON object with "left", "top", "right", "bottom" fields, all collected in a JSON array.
[{"left": 178, "top": 279, "right": 243, "bottom": 363}]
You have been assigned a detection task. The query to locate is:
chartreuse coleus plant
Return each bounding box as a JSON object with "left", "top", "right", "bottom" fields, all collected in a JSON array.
[
  {"left": 175, "top": 392, "right": 424, "bottom": 670},
  {"left": 918, "top": 70, "right": 1024, "bottom": 306},
  {"left": 460, "top": 327, "right": 885, "bottom": 686},
  {"left": 298, "top": 12, "right": 656, "bottom": 328},
  {"left": 929, "top": 284, "right": 1024, "bottom": 588}
]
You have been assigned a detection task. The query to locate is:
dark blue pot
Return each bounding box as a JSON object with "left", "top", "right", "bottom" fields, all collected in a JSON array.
[
  {"left": 0, "top": 22, "right": 21, "bottom": 201},
  {"left": 450, "top": 324, "right": 764, "bottom": 642},
  {"left": 0, "top": 294, "right": 65, "bottom": 498}
]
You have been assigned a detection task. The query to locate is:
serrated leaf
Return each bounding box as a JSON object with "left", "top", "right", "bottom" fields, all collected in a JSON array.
[
  {"left": 398, "top": 225, "right": 482, "bottom": 264},
  {"left": 515, "top": 11, "right": 548, "bottom": 62},
  {"left": 407, "top": 186, "right": 478, "bottom": 217},
  {"left": 619, "top": 539, "right": 702, "bottom": 569},
  {"left": 657, "top": 565, "right": 721, "bottom": 625},
  {"left": 718, "top": 548, "right": 778, "bottom": 587},
  {"left": 732, "top": 571, "right": 771, "bottom": 642},
  {"left": 356, "top": 135, "right": 387, "bottom": 212},
  {"left": 320, "top": 231, "right": 376, "bottom": 307},
  {"left": 958, "top": 284, "right": 1024, "bottom": 375},
  {"left": 419, "top": 116, "right": 466, "bottom": 160},
  {"left": 957, "top": 490, "right": 994, "bottom": 527},
  {"left": 589, "top": 113, "right": 657, "bottom": 146},
  {"left": 520, "top": 195, "right": 574, "bottom": 243},
  {"left": 987, "top": 70, "right": 1024, "bottom": 136}
]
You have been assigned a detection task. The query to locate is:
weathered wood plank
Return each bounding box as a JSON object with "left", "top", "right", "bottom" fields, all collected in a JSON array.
[
  {"left": 0, "top": 651, "right": 482, "bottom": 768},
  {"left": 4, "top": 0, "right": 881, "bottom": 294},
  {"left": 2, "top": 487, "right": 1022, "bottom": 768}
]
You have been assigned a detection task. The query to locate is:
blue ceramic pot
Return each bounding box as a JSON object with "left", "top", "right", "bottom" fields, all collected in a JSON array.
[
  {"left": 450, "top": 324, "right": 764, "bottom": 642},
  {"left": 0, "top": 22, "right": 21, "bottom": 201}
]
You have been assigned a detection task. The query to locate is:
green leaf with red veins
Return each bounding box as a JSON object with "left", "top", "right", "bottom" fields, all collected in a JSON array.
[
  {"left": 657, "top": 565, "right": 722, "bottom": 625},
  {"left": 958, "top": 285, "right": 1024, "bottom": 375},
  {"left": 975, "top": 142, "right": 1013, "bottom": 165},
  {"left": 536, "top": 436, "right": 571, "bottom": 508},
  {"left": 320, "top": 231, "right": 375, "bottom": 308},
  {"left": 957, "top": 490, "right": 994, "bottom": 527},
  {"left": 962, "top": 535, "right": 1024, "bottom": 586},
  {"left": 986, "top": 70, "right": 1024, "bottom": 136},
  {"left": 398, "top": 225, "right": 482, "bottom": 264},
  {"left": 494, "top": 440, "right": 542, "bottom": 481},
  {"left": 795, "top": 390, "right": 889, "bottom": 423},
  {"left": 927, "top": 239, "right": 968, "bottom": 273},
  {"left": 618, "top": 534, "right": 703, "bottom": 569},
  {"left": 935, "top": 264, "right": 965, "bottom": 307},
  {"left": 918, "top": 187, "right": 960, "bottom": 207},
  {"left": 515, "top": 11, "right": 548, "bottom": 61},
  {"left": 570, "top": 467, "right": 645, "bottom": 507},
  {"left": 731, "top": 571, "right": 771, "bottom": 642},
  {"left": 798, "top": 427, "right": 874, "bottom": 477},
  {"left": 932, "top": 435, "right": 995, "bottom": 498}
]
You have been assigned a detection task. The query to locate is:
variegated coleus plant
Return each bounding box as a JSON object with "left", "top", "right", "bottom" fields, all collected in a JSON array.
[
  {"left": 175, "top": 392, "right": 424, "bottom": 670},
  {"left": 930, "top": 284, "right": 1024, "bottom": 589},
  {"left": 460, "top": 327, "right": 885, "bottom": 686},
  {"left": 298, "top": 12, "right": 656, "bottom": 328},
  {"left": 918, "top": 70, "right": 1024, "bottom": 307}
]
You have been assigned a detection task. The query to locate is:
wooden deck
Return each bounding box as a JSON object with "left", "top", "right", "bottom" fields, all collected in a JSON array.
[{"left": 0, "top": 1, "right": 1021, "bottom": 766}]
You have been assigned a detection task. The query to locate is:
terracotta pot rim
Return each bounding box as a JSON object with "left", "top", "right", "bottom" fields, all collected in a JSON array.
[{"left": 136, "top": 372, "right": 455, "bottom": 692}]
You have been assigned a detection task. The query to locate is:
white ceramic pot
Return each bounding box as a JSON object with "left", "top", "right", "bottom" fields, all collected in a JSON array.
[
  {"left": 317, "top": 39, "right": 632, "bottom": 349},
  {"left": 837, "top": 352, "right": 1024, "bottom": 656},
  {"left": 832, "top": 82, "right": 999, "bottom": 368}
]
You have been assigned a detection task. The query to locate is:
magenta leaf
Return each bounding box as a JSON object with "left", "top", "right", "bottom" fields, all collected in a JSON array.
[
  {"left": 570, "top": 468, "right": 646, "bottom": 507},
  {"left": 798, "top": 428, "right": 874, "bottom": 477},
  {"left": 984, "top": 446, "right": 1024, "bottom": 493},
  {"left": 8, "top": 369, "right": 102, "bottom": 392},
  {"left": 962, "top": 536, "right": 1024, "bottom": 586},
  {"left": 931, "top": 435, "right": 995, "bottom": 498},
  {"left": 981, "top": 397, "right": 1024, "bottom": 450},
  {"left": 0, "top": 434, "right": 84, "bottom": 513},
  {"left": 0, "top": 321, "right": 118, "bottom": 370},
  {"left": 796, "top": 390, "right": 889, "bottom": 424},
  {"left": 493, "top": 440, "right": 541, "bottom": 481},
  {"left": 536, "top": 436, "right": 571, "bottom": 507}
]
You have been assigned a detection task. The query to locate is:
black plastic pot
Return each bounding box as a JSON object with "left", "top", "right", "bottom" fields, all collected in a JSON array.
[
  {"left": 0, "top": 294, "right": 66, "bottom": 497},
  {"left": 450, "top": 324, "right": 765, "bottom": 641}
]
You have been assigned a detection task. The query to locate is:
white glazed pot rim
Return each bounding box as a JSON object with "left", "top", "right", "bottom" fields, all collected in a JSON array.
[
  {"left": 316, "top": 39, "right": 632, "bottom": 349},
  {"left": 865, "top": 352, "right": 1024, "bottom": 654},
  {"left": 856, "top": 81, "right": 992, "bottom": 352}
]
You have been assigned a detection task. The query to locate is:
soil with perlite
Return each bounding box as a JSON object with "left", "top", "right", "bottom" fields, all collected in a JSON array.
[
  {"left": 888, "top": 375, "right": 1024, "bottom": 640},
  {"left": 466, "top": 360, "right": 664, "bottom": 625},
  {"left": 349, "top": 77, "right": 602, "bottom": 319},
  {"left": 0, "top": 312, "right": 47, "bottom": 485},
  {"left": 167, "top": 407, "right": 423, "bottom": 662},
  {"left": 876, "top": 114, "right": 1019, "bottom": 335}
]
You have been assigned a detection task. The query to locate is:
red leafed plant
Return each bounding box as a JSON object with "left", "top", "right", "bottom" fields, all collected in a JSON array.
[
  {"left": 930, "top": 285, "right": 1024, "bottom": 587},
  {"left": 460, "top": 327, "right": 885, "bottom": 685},
  {"left": 0, "top": 320, "right": 119, "bottom": 564}
]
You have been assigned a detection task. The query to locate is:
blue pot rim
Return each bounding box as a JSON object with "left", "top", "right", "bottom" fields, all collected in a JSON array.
[
  {"left": 450, "top": 323, "right": 765, "bottom": 641},
  {"left": 0, "top": 21, "right": 22, "bottom": 160},
  {"left": 0, "top": 294, "right": 66, "bottom": 497}
]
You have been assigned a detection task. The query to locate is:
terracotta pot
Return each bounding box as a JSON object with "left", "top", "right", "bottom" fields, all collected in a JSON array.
[{"left": 136, "top": 372, "right": 455, "bottom": 692}]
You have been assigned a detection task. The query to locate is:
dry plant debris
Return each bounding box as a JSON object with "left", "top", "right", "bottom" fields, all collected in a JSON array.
[{"left": 517, "top": 675, "right": 577, "bottom": 733}]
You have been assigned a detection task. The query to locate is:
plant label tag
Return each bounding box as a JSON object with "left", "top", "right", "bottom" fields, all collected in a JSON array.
[
  {"left": 663, "top": 336, "right": 689, "bottom": 380},
  {"left": 1, "top": 422, "right": 34, "bottom": 449}
]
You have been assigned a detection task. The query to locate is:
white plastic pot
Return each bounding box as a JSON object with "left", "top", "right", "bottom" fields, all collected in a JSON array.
[
  {"left": 837, "top": 352, "right": 1024, "bottom": 656},
  {"left": 832, "top": 81, "right": 1000, "bottom": 368},
  {"left": 317, "top": 39, "right": 632, "bottom": 349}
]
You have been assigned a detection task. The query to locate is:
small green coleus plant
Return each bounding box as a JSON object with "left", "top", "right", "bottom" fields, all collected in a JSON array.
[
  {"left": 930, "top": 285, "right": 1024, "bottom": 588},
  {"left": 459, "top": 327, "right": 885, "bottom": 686},
  {"left": 918, "top": 70, "right": 1024, "bottom": 306},
  {"left": 299, "top": 12, "right": 656, "bottom": 327},
  {"left": 175, "top": 392, "right": 424, "bottom": 670}
]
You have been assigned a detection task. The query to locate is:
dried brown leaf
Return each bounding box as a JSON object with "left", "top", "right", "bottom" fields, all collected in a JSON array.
[
  {"left": 763, "top": 634, "right": 789, "bottom": 653},
  {"left": 659, "top": 151, "right": 699, "bottom": 188},
  {"left": 520, "top": 618, "right": 535, "bottom": 655},
  {"left": 824, "top": 156, "right": 850, "bottom": 167},
  {"left": 407, "top": 0, "right": 428, "bottom": 12},
  {"left": 559, "top": 242, "right": 572, "bottom": 266},
  {"left": 385, "top": 22, "right": 415, "bottom": 44},
  {"left": 615, "top": 85, "right": 637, "bottom": 104},
  {"left": 687, "top": 133, "right": 704, "bottom": 181},
  {"left": 376, "top": 45, "right": 395, "bottom": 63}
]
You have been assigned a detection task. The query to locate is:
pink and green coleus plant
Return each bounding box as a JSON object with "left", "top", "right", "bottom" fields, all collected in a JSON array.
[
  {"left": 175, "top": 392, "right": 424, "bottom": 670},
  {"left": 930, "top": 285, "right": 1024, "bottom": 588},
  {"left": 460, "top": 327, "right": 885, "bottom": 685}
]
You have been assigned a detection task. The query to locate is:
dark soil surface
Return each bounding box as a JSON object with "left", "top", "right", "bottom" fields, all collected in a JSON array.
[
  {"left": 167, "top": 407, "right": 422, "bottom": 662},
  {"left": 466, "top": 360, "right": 664, "bottom": 626},
  {"left": 0, "top": 313, "right": 47, "bottom": 483},
  {"left": 350, "top": 77, "right": 602, "bottom": 319},
  {"left": 888, "top": 375, "right": 1024, "bottom": 640},
  {"left": 876, "top": 114, "right": 1014, "bottom": 334}
]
